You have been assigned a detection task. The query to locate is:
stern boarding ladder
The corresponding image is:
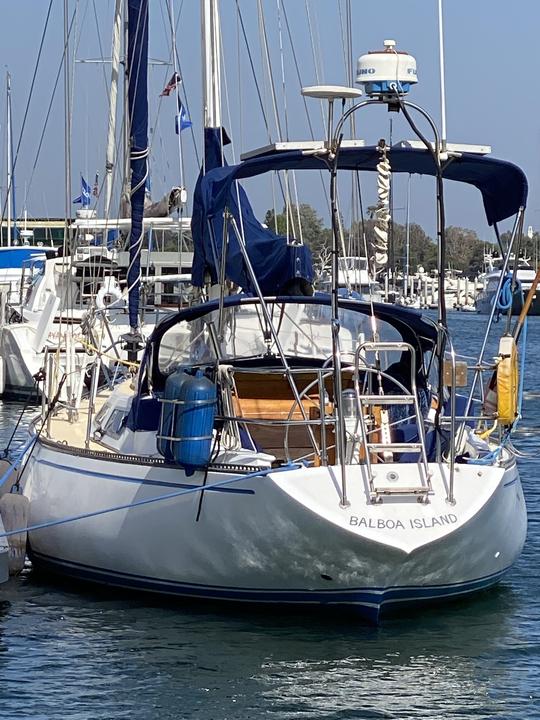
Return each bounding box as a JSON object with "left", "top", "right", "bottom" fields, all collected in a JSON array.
[{"left": 352, "top": 341, "right": 432, "bottom": 503}]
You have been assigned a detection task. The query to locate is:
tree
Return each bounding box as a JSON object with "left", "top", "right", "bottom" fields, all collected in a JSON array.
[
  {"left": 264, "top": 203, "right": 331, "bottom": 254},
  {"left": 444, "top": 226, "right": 485, "bottom": 276},
  {"left": 349, "top": 219, "right": 437, "bottom": 275},
  {"left": 263, "top": 203, "right": 492, "bottom": 278}
]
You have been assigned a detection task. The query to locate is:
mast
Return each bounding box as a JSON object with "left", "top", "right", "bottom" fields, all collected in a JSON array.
[
  {"left": 63, "top": 0, "right": 72, "bottom": 255},
  {"left": 199, "top": 0, "right": 224, "bottom": 300},
  {"left": 6, "top": 72, "right": 12, "bottom": 247},
  {"left": 122, "top": 4, "right": 131, "bottom": 215},
  {"left": 104, "top": 0, "right": 123, "bottom": 219},
  {"left": 202, "top": 0, "right": 222, "bottom": 134},
  {"left": 125, "top": 0, "right": 149, "bottom": 359}
]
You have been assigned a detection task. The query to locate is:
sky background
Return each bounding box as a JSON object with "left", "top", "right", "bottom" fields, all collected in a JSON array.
[{"left": 0, "top": 0, "right": 538, "bottom": 244}]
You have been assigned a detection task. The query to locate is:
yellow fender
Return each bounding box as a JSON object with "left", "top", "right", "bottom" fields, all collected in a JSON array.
[{"left": 496, "top": 335, "right": 519, "bottom": 426}]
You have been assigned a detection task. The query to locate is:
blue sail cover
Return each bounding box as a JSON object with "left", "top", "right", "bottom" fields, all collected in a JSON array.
[
  {"left": 195, "top": 145, "right": 528, "bottom": 231},
  {"left": 191, "top": 128, "right": 314, "bottom": 294},
  {"left": 127, "top": 0, "right": 149, "bottom": 329}
]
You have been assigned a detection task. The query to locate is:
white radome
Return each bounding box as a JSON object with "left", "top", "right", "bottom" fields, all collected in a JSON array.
[{"left": 356, "top": 39, "right": 417, "bottom": 92}]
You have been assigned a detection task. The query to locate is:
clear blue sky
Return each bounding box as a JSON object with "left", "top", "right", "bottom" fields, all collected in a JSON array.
[{"left": 0, "top": 0, "right": 538, "bottom": 244}]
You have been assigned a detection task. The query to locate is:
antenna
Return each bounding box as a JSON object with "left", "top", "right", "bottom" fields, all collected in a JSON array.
[
  {"left": 301, "top": 85, "right": 362, "bottom": 144},
  {"left": 438, "top": 0, "right": 447, "bottom": 151}
]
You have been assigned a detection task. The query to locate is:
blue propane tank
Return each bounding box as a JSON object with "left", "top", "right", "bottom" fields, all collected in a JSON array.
[
  {"left": 158, "top": 368, "right": 190, "bottom": 460},
  {"left": 173, "top": 369, "right": 216, "bottom": 474}
]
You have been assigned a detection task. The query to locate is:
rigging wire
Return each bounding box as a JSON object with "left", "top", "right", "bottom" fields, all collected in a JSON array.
[
  {"left": 258, "top": 0, "right": 302, "bottom": 241},
  {"left": 236, "top": 3, "right": 244, "bottom": 157},
  {"left": 234, "top": 0, "right": 272, "bottom": 141},
  {"left": 344, "top": 0, "right": 364, "bottom": 264},
  {"left": 304, "top": 0, "right": 325, "bottom": 130},
  {"left": 59, "top": 0, "right": 81, "bottom": 356},
  {"left": 280, "top": 2, "right": 318, "bottom": 143},
  {"left": 337, "top": 1, "right": 350, "bottom": 93},
  {"left": 234, "top": 0, "right": 289, "bottom": 228},
  {"left": 281, "top": 0, "right": 329, "bottom": 216},
  {"left": 276, "top": 0, "right": 289, "bottom": 142},
  {"left": 91, "top": 0, "right": 112, "bottom": 102},
  {"left": 257, "top": 0, "right": 282, "bottom": 140},
  {"left": 276, "top": 0, "right": 303, "bottom": 244},
  {"left": 167, "top": 0, "right": 185, "bottom": 190},
  {"left": 25, "top": 8, "right": 75, "bottom": 205},
  {"left": 219, "top": 15, "right": 237, "bottom": 164},
  {"left": 1, "top": 0, "right": 54, "bottom": 225}
]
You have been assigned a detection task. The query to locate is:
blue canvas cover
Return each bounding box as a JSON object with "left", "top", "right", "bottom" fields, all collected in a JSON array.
[
  {"left": 191, "top": 128, "right": 314, "bottom": 294},
  {"left": 126, "top": 0, "right": 149, "bottom": 329},
  {"left": 194, "top": 145, "right": 527, "bottom": 230}
]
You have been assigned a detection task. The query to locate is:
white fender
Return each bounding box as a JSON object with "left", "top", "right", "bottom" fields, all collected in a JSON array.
[{"left": 0, "top": 487, "right": 28, "bottom": 575}]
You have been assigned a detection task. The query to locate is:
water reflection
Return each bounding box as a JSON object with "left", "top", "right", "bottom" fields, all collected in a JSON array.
[{"left": 0, "top": 572, "right": 533, "bottom": 719}]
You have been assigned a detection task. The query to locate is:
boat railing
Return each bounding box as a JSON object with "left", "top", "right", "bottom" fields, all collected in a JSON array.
[
  {"left": 11, "top": 256, "right": 45, "bottom": 309},
  {"left": 441, "top": 331, "right": 458, "bottom": 504},
  {"left": 431, "top": 327, "right": 504, "bottom": 502},
  {"left": 353, "top": 341, "right": 432, "bottom": 502},
  {"left": 214, "top": 354, "right": 434, "bottom": 498},
  {"left": 216, "top": 365, "right": 331, "bottom": 465},
  {"left": 155, "top": 338, "right": 501, "bottom": 493}
]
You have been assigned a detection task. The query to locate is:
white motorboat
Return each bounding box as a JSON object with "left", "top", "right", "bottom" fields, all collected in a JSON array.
[
  {"left": 476, "top": 253, "right": 540, "bottom": 315},
  {"left": 319, "top": 256, "right": 384, "bottom": 301},
  {"left": 16, "top": 4, "right": 530, "bottom": 622}
]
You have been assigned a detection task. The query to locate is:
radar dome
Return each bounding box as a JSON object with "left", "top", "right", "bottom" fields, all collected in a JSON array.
[{"left": 356, "top": 40, "right": 417, "bottom": 98}]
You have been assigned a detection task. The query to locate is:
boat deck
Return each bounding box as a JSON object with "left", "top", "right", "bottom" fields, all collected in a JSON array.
[{"left": 43, "top": 381, "right": 133, "bottom": 452}]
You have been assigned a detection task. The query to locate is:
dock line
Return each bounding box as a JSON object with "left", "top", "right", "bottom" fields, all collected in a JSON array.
[{"left": 0, "top": 462, "right": 301, "bottom": 540}]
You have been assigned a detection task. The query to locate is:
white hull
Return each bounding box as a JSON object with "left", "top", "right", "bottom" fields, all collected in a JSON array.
[
  {"left": 0, "top": 309, "right": 168, "bottom": 395},
  {"left": 0, "top": 324, "right": 49, "bottom": 393},
  {"left": 23, "top": 439, "right": 526, "bottom": 620}
]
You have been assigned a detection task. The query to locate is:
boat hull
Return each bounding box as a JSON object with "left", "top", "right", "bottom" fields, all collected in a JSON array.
[
  {"left": 476, "top": 289, "right": 540, "bottom": 316},
  {"left": 23, "top": 441, "right": 527, "bottom": 621}
]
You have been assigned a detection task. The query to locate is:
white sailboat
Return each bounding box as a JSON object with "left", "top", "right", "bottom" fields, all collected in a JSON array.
[
  {"left": 0, "top": 215, "right": 193, "bottom": 397},
  {"left": 0, "top": 72, "right": 55, "bottom": 305},
  {"left": 0, "top": 1, "right": 194, "bottom": 399},
  {"left": 14, "top": 2, "right": 530, "bottom": 622}
]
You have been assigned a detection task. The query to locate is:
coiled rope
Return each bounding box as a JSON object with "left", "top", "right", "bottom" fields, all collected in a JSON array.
[
  {"left": 494, "top": 274, "right": 518, "bottom": 313},
  {"left": 372, "top": 142, "right": 390, "bottom": 275}
]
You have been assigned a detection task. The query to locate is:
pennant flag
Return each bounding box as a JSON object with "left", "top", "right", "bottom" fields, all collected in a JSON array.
[
  {"left": 175, "top": 99, "right": 192, "bottom": 134},
  {"left": 72, "top": 176, "right": 92, "bottom": 207},
  {"left": 160, "top": 72, "right": 181, "bottom": 97},
  {"left": 92, "top": 173, "right": 99, "bottom": 197}
]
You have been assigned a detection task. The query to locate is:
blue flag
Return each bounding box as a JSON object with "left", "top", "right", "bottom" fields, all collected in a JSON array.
[
  {"left": 73, "top": 176, "right": 92, "bottom": 207},
  {"left": 175, "top": 99, "right": 192, "bottom": 134}
]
